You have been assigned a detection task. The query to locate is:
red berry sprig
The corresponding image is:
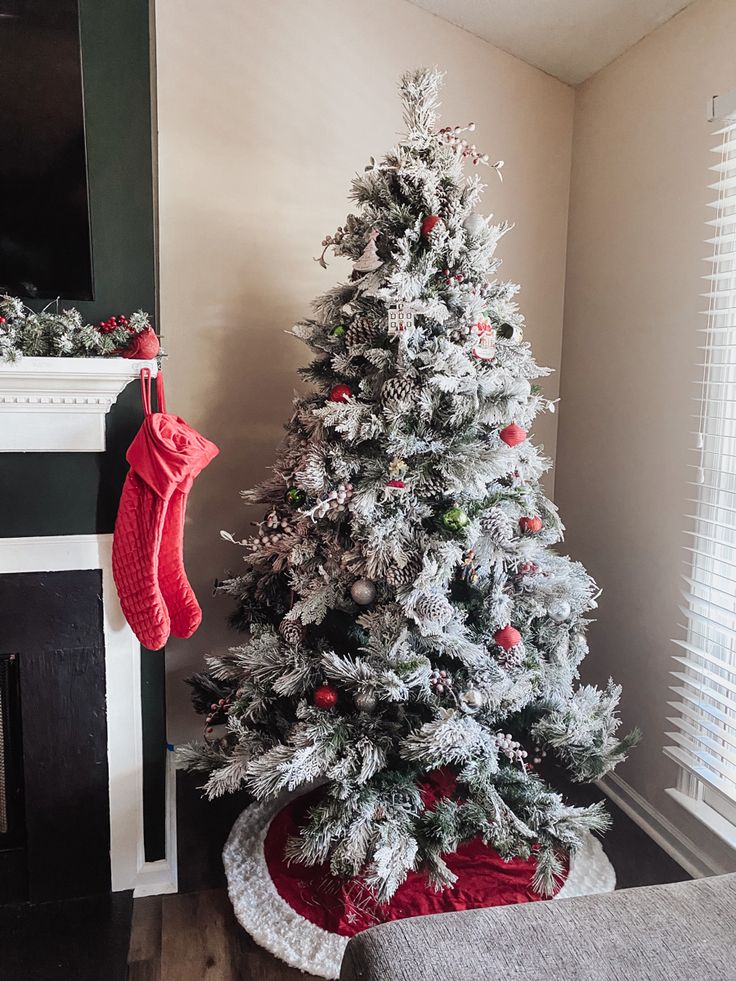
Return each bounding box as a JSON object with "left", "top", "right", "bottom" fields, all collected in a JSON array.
[
  {"left": 97, "top": 314, "right": 131, "bottom": 335},
  {"left": 204, "top": 696, "right": 231, "bottom": 735}
]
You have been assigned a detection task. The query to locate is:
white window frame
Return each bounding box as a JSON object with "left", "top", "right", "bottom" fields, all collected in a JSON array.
[{"left": 666, "top": 101, "right": 736, "bottom": 850}]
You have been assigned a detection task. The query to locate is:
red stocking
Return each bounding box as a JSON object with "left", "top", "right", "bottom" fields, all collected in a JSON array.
[{"left": 113, "top": 370, "right": 218, "bottom": 650}]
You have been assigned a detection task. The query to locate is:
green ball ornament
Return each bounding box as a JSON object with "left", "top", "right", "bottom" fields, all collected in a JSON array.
[
  {"left": 285, "top": 486, "right": 306, "bottom": 509},
  {"left": 331, "top": 325, "right": 346, "bottom": 338},
  {"left": 441, "top": 506, "right": 469, "bottom": 533}
]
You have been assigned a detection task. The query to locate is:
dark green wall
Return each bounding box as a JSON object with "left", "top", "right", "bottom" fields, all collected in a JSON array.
[{"left": 0, "top": 0, "right": 166, "bottom": 862}]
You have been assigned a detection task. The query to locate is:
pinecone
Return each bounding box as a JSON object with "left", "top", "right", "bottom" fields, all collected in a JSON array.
[
  {"left": 278, "top": 619, "right": 305, "bottom": 646},
  {"left": 415, "top": 592, "right": 453, "bottom": 626},
  {"left": 480, "top": 507, "right": 515, "bottom": 546},
  {"left": 417, "top": 472, "right": 447, "bottom": 497},
  {"left": 496, "top": 645, "right": 525, "bottom": 669},
  {"left": 386, "top": 556, "right": 421, "bottom": 587},
  {"left": 346, "top": 318, "right": 381, "bottom": 347},
  {"left": 382, "top": 375, "right": 415, "bottom": 405}
]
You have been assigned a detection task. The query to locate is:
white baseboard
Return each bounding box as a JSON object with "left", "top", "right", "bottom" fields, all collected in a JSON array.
[{"left": 596, "top": 772, "right": 719, "bottom": 880}]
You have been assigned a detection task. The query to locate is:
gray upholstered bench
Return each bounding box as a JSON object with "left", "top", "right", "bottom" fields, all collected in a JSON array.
[{"left": 339, "top": 874, "right": 736, "bottom": 980}]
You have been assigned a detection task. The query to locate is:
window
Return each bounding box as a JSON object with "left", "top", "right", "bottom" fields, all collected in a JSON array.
[{"left": 666, "top": 111, "right": 736, "bottom": 842}]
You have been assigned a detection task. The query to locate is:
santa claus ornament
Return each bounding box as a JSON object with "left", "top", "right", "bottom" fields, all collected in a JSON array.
[{"left": 472, "top": 316, "right": 497, "bottom": 361}]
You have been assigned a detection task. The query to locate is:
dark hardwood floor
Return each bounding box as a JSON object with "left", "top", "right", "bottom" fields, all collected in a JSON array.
[
  {"left": 127, "top": 889, "right": 320, "bottom": 981},
  {"left": 125, "top": 771, "right": 690, "bottom": 980}
]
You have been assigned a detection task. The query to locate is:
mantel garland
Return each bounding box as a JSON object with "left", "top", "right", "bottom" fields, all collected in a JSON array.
[{"left": 0, "top": 294, "right": 159, "bottom": 362}]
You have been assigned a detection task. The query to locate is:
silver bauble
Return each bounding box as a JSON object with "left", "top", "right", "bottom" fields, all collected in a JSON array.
[
  {"left": 460, "top": 689, "right": 483, "bottom": 714},
  {"left": 350, "top": 578, "right": 377, "bottom": 605},
  {"left": 462, "top": 213, "right": 486, "bottom": 238},
  {"left": 548, "top": 599, "right": 572, "bottom": 623},
  {"left": 354, "top": 691, "right": 378, "bottom": 714}
]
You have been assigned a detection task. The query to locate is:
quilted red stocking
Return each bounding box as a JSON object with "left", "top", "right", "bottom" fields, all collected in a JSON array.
[{"left": 112, "top": 370, "right": 219, "bottom": 650}]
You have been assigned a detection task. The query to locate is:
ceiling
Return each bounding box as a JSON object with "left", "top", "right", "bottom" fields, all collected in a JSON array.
[{"left": 407, "top": 0, "right": 697, "bottom": 85}]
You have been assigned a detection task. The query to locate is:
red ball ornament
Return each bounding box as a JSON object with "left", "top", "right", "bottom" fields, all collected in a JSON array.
[
  {"left": 313, "top": 684, "right": 338, "bottom": 710},
  {"left": 494, "top": 625, "right": 522, "bottom": 650},
  {"left": 500, "top": 423, "right": 527, "bottom": 447},
  {"left": 0, "top": 316, "right": 6, "bottom": 325},
  {"left": 121, "top": 326, "right": 161, "bottom": 360},
  {"left": 329, "top": 383, "right": 352, "bottom": 403},
  {"left": 519, "top": 516, "right": 543, "bottom": 534},
  {"left": 421, "top": 214, "right": 442, "bottom": 238}
]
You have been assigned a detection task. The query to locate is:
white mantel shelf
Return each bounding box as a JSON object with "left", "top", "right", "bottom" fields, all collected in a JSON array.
[{"left": 0, "top": 356, "right": 158, "bottom": 452}]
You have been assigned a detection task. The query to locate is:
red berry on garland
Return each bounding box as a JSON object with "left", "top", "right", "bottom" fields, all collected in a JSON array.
[
  {"left": 329, "top": 383, "right": 352, "bottom": 403},
  {"left": 494, "top": 625, "right": 522, "bottom": 650},
  {"left": 313, "top": 684, "right": 338, "bottom": 710},
  {"left": 0, "top": 316, "right": 6, "bottom": 324},
  {"left": 519, "top": 516, "right": 543, "bottom": 534},
  {"left": 421, "top": 214, "right": 442, "bottom": 238},
  {"left": 500, "top": 423, "right": 527, "bottom": 447}
]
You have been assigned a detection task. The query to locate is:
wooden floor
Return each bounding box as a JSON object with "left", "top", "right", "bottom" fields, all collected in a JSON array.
[
  {"left": 127, "top": 889, "right": 321, "bottom": 981},
  {"left": 127, "top": 772, "right": 690, "bottom": 980}
]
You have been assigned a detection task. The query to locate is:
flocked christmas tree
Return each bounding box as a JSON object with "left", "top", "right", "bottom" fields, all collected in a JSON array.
[{"left": 183, "top": 68, "right": 638, "bottom": 901}]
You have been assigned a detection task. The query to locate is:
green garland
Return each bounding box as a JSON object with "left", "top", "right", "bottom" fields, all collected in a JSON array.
[{"left": 0, "top": 294, "right": 153, "bottom": 362}]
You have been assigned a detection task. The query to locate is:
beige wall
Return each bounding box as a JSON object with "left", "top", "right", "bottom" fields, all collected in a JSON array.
[
  {"left": 557, "top": 0, "right": 736, "bottom": 872},
  {"left": 155, "top": 0, "right": 575, "bottom": 743}
]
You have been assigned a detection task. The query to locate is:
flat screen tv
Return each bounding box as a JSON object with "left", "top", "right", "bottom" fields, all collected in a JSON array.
[{"left": 0, "top": 0, "right": 94, "bottom": 300}]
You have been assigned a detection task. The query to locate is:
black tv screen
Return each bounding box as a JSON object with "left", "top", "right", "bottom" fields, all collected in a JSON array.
[{"left": 0, "top": 0, "right": 94, "bottom": 300}]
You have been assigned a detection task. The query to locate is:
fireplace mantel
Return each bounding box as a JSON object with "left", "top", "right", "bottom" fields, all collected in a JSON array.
[{"left": 0, "top": 357, "right": 158, "bottom": 453}]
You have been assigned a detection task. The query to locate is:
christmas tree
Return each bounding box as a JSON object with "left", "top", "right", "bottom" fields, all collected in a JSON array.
[{"left": 183, "top": 68, "right": 637, "bottom": 901}]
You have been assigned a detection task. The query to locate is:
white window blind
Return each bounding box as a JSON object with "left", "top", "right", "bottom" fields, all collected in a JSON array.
[{"left": 667, "top": 115, "right": 736, "bottom": 832}]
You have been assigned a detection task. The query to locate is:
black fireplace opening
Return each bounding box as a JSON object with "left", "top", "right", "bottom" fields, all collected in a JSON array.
[{"left": 0, "top": 569, "right": 110, "bottom": 906}]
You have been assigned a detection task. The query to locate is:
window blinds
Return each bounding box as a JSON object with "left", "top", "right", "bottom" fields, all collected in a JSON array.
[{"left": 666, "top": 118, "right": 736, "bottom": 818}]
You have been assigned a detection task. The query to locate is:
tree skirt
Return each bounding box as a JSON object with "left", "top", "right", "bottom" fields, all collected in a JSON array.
[{"left": 224, "top": 790, "right": 616, "bottom": 980}]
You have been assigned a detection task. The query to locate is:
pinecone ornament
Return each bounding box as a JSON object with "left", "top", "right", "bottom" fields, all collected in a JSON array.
[
  {"left": 279, "top": 619, "right": 305, "bottom": 645},
  {"left": 415, "top": 591, "right": 453, "bottom": 627},
  {"left": 496, "top": 644, "right": 525, "bottom": 669},
  {"left": 386, "top": 556, "right": 421, "bottom": 587},
  {"left": 382, "top": 375, "right": 415, "bottom": 405},
  {"left": 481, "top": 507, "right": 515, "bottom": 546},
  {"left": 346, "top": 318, "right": 381, "bottom": 347},
  {"left": 417, "top": 472, "right": 447, "bottom": 497}
]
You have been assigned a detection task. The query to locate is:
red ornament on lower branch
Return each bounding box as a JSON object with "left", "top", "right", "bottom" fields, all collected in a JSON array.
[
  {"left": 421, "top": 214, "right": 442, "bottom": 238},
  {"left": 519, "top": 516, "right": 543, "bottom": 534},
  {"left": 500, "top": 423, "right": 527, "bottom": 447},
  {"left": 494, "top": 625, "right": 522, "bottom": 650},
  {"left": 313, "top": 684, "right": 338, "bottom": 709},
  {"left": 329, "top": 384, "right": 353, "bottom": 403}
]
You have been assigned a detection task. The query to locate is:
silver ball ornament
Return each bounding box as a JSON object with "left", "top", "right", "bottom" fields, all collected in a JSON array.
[
  {"left": 548, "top": 599, "right": 572, "bottom": 623},
  {"left": 350, "top": 578, "right": 377, "bottom": 605},
  {"left": 463, "top": 213, "right": 486, "bottom": 237},
  {"left": 460, "top": 689, "right": 483, "bottom": 714},
  {"left": 354, "top": 691, "right": 377, "bottom": 714}
]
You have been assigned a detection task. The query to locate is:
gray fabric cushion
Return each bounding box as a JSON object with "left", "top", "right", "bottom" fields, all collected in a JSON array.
[{"left": 339, "top": 874, "right": 736, "bottom": 980}]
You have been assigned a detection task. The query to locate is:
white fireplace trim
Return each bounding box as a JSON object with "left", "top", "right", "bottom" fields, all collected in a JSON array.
[
  {"left": 0, "top": 533, "right": 177, "bottom": 896},
  {"left": 0, "top": 357, "right": 158, "bottom": 452}
]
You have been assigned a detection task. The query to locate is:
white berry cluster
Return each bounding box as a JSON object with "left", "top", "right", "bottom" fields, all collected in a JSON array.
[
  {"left": 302, "top": 483, "right": 354, "bottom": 521},
  {"left": 495, "top": 732, "right": 528, "bottom": 764},
  {"left": 429, "top": 668, "right": 450, "bottom": 694},
  {"left": 437, "top": 122, "right": 490, "bottom": 167},
  {"left": 255, "top": 511, "right": 294, "bottom": 549}
]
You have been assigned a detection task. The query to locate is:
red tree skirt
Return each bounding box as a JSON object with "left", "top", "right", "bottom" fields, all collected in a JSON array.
[
  {"left": 223, "top": 783, "right": 615, "bottom": 979},
  {"left": 265, "top": 787, "right": 567, "bottom": 937}
]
